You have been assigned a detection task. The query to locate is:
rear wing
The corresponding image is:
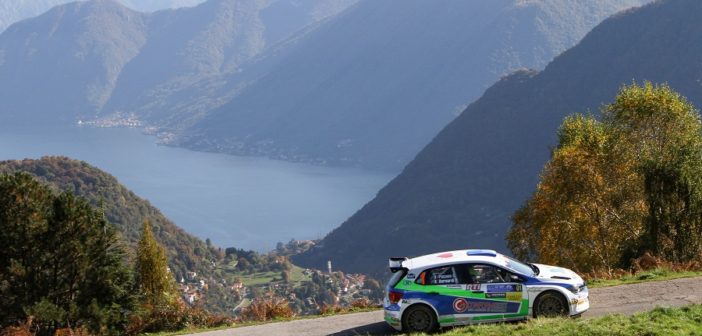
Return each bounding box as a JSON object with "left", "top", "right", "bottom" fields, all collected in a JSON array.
[{"left": 389, "top": 257, "right": 409, "bottom": 273}]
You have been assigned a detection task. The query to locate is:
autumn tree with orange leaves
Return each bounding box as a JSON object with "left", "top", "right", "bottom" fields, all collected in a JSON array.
[{"left": 508, "top": 83, "right": 702, "bottom": 273}]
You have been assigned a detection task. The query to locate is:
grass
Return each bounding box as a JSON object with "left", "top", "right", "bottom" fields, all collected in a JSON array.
[
  {"left": 428, "top": 304, "right": 702, "bottom": 336},
  {"left": 587, "top": 268, "right": 702, "bottom": 288},
  {"left": 218, "top": 261, "right": 311, "bottom": 287}
]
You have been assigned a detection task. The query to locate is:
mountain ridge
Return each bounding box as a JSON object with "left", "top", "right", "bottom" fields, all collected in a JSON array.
[
  {"left": 293, "top": 0, "right": 702, "bottom": 277},
  {"left": 178, "top": 0, "right": 652, "bottom": 171}
]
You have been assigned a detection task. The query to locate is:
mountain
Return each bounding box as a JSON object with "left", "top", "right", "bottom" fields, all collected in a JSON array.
[
  {"left": 177, "top": 0, "right": 651, "bottom": 171},
  {"left": 120, "top": 0, "right": 206, "bottom": 12},
  {"left": 0, "top": 0, "right": 206, "bottom": 33},
  {"left": 0, "top": 156, "right": 220, "bottom": 281},
  {"left": 0, "top": 0, "right": 356, "bottom": 126},
  {"left": 99, "top": 0, "right": 358, "bottom": 130},
  {"left": 293, "top": 0, "right": 702, "bottom": 277},
  {"left": 0, "top": 0, "right": 148, "bottom": 124}
]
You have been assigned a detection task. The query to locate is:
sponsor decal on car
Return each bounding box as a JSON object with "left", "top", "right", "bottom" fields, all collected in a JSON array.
[
  {"left": 487, "top": 284, "right": 522, "bottom": 293},
  {"left": 485, "top": 292, "right": 522, "bottom": 301},
  {"left": 453, "top": 298, "right": 468, "bottom": 313},
  {"left": 506, "top": 292, "right": 522, "bottom": 301},
  {"left": 406, "top": 273, "right": 416, "bottom": 279},
  {"left": 465, "top": 301, "right": 509, "bottom": 313},
  {"left": 451, "top": 298, "right": 513, "bottom": 314},
  {"left": 485, "top": 293, "right": 506, "bottom": 298},
  {"left": 467, "top": 284, "right": 481, "bottom": 291}
]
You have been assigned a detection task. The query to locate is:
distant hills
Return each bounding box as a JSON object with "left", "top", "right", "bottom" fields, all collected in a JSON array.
[
  {"left": 0, "top": 0, "right": 148, "bottom": 124},
  {"left": 0, "top": 0, "right": 649, "bottom": 170},
  {"left": 0, "top": 0, "right": 206, "bottom": 33},
  {"left": 0, "top": 156, "right": 219, "bottom": 281},
  {"left": 100, "top": 0, "right": 357, "bottom": 130},
  {"left": 293, "top": 0, "right": 702, "bottom": 276},
  {"left": 176, "top": 0, "right": 652, "bottom": 170},
  {"left": 0, "top": 0, "right": 355, "bottom": 126}
]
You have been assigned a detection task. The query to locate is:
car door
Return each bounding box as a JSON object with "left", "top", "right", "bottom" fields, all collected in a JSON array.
[{"left": 467, "top": 264, "right": 528, "bottom": 320}]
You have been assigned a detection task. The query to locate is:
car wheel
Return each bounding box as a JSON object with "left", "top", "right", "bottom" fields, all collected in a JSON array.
[
  {"left": 534, "top": 292, "right": 568, "bottom": 318},
  {"left": 402, "top": 304, "right": 439, "bottom": 333}
]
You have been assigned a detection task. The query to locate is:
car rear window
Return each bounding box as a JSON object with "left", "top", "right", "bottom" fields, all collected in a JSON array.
[{"left": 386, "top": 269, "right": 406, "bottom": 289}]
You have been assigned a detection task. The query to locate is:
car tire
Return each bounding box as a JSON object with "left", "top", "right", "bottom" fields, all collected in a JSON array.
[
  {"left": 402, "top": 304, "right": 439, "bottom": 333},
  {"left": 534, "top": 291, "right": 568, "bottom": 318}
]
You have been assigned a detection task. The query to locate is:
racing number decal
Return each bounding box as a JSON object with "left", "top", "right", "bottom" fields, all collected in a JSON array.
[{"left": 453, "top": 298, "right": 468, "bottom": 313}]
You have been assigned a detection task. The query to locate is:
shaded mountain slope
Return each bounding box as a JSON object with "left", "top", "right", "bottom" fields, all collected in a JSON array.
[
  {"left": 0, "top": 0, "right": 147, "bottom": 123},
  {"left": 0, "top": 156, "right": 219, "bottom": 280},
  {"left": 100, "top": 0, "right": 357, "bottom": 129},
  {"left": 179, "top": 0, "right": 650, "bottom": 171},
  {"left": 293, "top": 0, "right": 702, "bottom": 276},
  {"left": 0, "top": 0, "right": 356, "bottom": 127}
]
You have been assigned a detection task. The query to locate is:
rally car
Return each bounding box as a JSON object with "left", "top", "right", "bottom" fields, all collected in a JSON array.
[{"left": 383, "top": 249, "right": 589, "bottom": 333}]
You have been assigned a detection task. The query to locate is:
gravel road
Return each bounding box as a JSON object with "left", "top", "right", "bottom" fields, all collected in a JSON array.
[{"left": 187, "top": 276, "right": 702, "bottom": 336}]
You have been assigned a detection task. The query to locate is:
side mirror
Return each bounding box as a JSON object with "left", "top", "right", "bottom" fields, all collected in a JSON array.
[{"left": 510, "top": 274, "right": 523, "bottom": 282}]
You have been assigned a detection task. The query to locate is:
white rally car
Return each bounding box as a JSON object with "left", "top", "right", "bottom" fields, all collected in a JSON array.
[{"left": 383, "top": 249, "right": 589, "bottom": 333}]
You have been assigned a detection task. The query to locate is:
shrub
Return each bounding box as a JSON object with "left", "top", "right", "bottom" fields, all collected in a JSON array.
[{"left": 239, "top": 295, "right": 294, "bottom": 322}]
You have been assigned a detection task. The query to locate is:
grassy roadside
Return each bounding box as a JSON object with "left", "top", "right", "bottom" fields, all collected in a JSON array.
[
  {"left": 430, "top": 304, "right": 702, "bottom": 336},
  {"left": 149, "top": 307, "right": 381, "bottom": 336},
  {"left": 587, "top": 268, "right": 702, "bottom": 288}
]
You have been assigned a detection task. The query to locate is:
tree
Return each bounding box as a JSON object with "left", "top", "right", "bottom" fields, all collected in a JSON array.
[
  {"left": 281, "top": 270, "right": 291, "bottom": 283},
  {"left": 508, "top": 114, "right": 646, "bottom": 273},
  {"left": 135, "top": 220, "right": 175, "bottom": 306},
  {"left": 604, "top": 83, "right": 702, "bottom": 262},
  {"left": 508, "top": 82, "right": 702, "bottom": 272},
  {"left": 0, "top": 173, "right": 134, "bottom": 334}
]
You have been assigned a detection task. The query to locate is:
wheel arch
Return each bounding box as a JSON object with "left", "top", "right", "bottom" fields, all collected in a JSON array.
[
  {"left": 532, "top": 289, "right": 570, "bottom": 317},
  {"left": 401, "top": 301, "right": 441, "bottom": 331},
  {"left": 402, "top": 301, "right": 440, "bottom": 321}
]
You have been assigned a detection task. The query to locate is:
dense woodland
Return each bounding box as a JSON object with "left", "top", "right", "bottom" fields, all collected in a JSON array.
[{"left": 0, "top": 172, "right": 236, "bottom": 334}]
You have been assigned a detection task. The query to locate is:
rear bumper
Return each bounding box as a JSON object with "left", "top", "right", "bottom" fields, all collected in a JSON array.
[{"left": 384, "top": 309, "right": 402, "bottom": 331}]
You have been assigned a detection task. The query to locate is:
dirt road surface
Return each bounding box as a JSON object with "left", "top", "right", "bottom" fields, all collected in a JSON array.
[{"left": 187, "top": 276, "right": 702, "bottom": 336}]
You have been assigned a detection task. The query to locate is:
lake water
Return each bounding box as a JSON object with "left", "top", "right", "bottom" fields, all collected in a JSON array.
[{"left": 0, "top": 124, "right": 393, "bottom": 251}]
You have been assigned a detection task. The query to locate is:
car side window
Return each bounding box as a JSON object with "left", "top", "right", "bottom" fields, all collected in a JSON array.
[
  {"left": 416, "top": 266, "right": 458, "bottom": 285},
  {"left": 467, "top": 264, "right": 508, "bottom": 284}
]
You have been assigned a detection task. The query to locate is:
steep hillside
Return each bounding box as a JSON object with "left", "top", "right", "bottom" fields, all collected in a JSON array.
[
  {"left": 0, "top": 156, "right": 219, "bottom": 280},
  {"left": 293, "top": 0, "right": 702, "bottom": 276},
  {"left": 100, "top": 0, "right": 357, "bottom": 129},
  {"left": 0, "top": 0, "right": 147, "bottom": 123},
  {"left": 0, "top": 0, "right": 356, "bottom": 127},
  {"left": 0, "top": 0, "right": 206, "bottom": 33},
  {"left": 178, "top": 0, "right": 650, "bottom": 171}
]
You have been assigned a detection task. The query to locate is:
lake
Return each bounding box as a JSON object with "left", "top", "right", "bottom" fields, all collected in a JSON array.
[{"left": 0, "top": 124, "right": 394, "bottom": 251}]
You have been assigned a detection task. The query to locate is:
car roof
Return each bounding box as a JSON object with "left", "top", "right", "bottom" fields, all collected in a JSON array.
[{"left": 404, "top": 249, "right": 508, "bottom": 271}]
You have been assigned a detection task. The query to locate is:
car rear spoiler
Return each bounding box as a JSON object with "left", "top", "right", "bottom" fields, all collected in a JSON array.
[{"left": 389, "top": 257, "right": 409, "bottom": 273}]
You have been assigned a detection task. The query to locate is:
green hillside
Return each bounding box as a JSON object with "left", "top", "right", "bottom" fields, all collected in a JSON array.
[{"left": 0, "top": 156, "right": 219, "bottom": 280}]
